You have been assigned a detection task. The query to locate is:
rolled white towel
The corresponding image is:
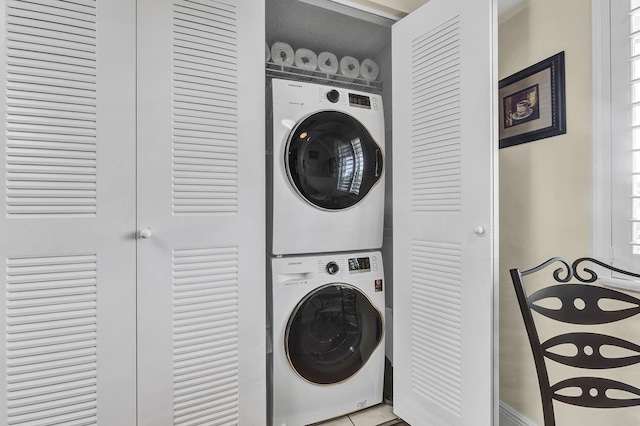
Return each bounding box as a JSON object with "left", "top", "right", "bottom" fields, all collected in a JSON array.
[
  {"left": 265, "top": 42, "right": 271, "bottom": 62},
  {"left": 339, "top": 56, "right": 360, "bottom": 79},
  {"left": 317, "top": 51, "right": 339, "bottom": 74},
  {"left": 360, "top": 58, "right": 379, "bottom": 81},
  {"left": 294, "top": 48, "right": 318, "bottom": 71},
  {"left": 271, "top": 41, "right": 294, "bottom": 66}
]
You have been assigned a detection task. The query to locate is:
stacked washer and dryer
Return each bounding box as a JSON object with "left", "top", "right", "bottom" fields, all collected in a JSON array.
[{"left": 269, "top": 78, "right": 387, "bottom": 426}]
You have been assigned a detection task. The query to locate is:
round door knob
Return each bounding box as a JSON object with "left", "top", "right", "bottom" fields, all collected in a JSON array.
[
  {"left": 473, "top": 226, "right": 485, "bottom": 235},
  {"left": 326, "top": 261, "right": 339, "bottom": 275},
  {"left": 326, "top": 89, "right": 340, "bottom": 103},
  {"left": 138, "top": 228, "right": 152, "bottom": 239}
]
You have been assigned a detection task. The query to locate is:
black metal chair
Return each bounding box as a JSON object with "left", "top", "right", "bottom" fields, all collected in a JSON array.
[{"left": 510, "top": 257, "right": 640, "bottom": 425}]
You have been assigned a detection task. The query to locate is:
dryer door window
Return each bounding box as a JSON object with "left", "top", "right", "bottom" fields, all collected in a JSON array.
[
  {"left": 286, "top": 111, "right": 383, "bottom": 210},
  {"left": 285, "top": 284, "right": 383, "bottom": 385}
]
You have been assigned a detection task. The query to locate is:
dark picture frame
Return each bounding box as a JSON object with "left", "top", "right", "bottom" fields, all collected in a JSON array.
[{"left": 498, "top": 52, "right": 566, "bottom": 149}]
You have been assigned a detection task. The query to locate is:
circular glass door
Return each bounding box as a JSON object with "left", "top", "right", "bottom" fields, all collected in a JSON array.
[
  {"left": 285, "top": 111, "right": 383, "bottom": 210},
  {"left": 285, "top": 284, "right": 383, "bottom": 385}
]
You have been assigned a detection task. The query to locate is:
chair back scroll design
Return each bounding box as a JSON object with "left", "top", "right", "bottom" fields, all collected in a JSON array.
[{"left": 510, "top": 257, "right": 640, "bottom": 425}]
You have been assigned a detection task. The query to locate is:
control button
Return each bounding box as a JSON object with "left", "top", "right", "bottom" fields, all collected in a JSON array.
[
  {"left": 326, "top": 261, "right": 339, "bottom": 275},
  {"left": 326, "top": 90, "right": 340, "bottom": 103},
  {"left": 373, "top": 263, "right": 378, "bottom": 271}
]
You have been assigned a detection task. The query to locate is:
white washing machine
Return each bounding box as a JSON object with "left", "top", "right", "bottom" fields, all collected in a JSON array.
[
  {"left": 270, "top": 79, "right": 385, "bottom": 256},
  {"left": 271, "top": 251, "right": 385, "bottom": 426}
]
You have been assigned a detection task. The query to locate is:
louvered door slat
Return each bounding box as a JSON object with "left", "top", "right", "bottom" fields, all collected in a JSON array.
[
  {"left": 178, "top": 0, "right": 236, "bottom": 19},
  {"left": 8, "top": 139, "right": 96, "bottom": 150},
  {"left": 6, "top": 61, "right": 95, "bottom": 82},
  {"left": 173, "top": 33, "right": 234, "bottom": 55},
  {"left": 7, "top": 150, "right": 96, "bottom": 161},
  {"left": 5, "top": 19, "right": 96, "bottom": 39},
  {"left": 7, "top": 40, "right": 97, "bottom": 62},
  {"left": 172, "top": 0, "right": 240, "bottom": 218},
  {"left": 5, "top": 254, "right": 98, "bottom": 425},
  {"left": 173, "top": 146, "right": 236, "bottom": 159},
  {"left": 9, "top": 1, "right": 95, "bottom": 22},
  {"left": 6, "top": 0, "right": 98, "bottom": 218},
  {"left": 7, "top": 69, "right": 96, "bottom": 87},
  {"left": 173, "top": 80, "right": 236, "bottom": 98},
  {"left": 8, "top": 83, "right": 95, "bottom": 101},
  {"left": 174, "top": 4, "right": 236, "bottom": 31},
  {"left": 410, "top": 16, "right": 461, "bottom": 213},
  {"left": 172, "top": 246, "right": 239, "bottom": 426},
  {"left": 174, "top": 64, "right": 235, "bottom": 83},
  {"left": 7, "top": 16, "right": 96, "bottom": 40},
  {"left": 410, "top": 240, "right": 462, "bottom": 415},
  {"left": 8, "top": 74, "right": 96, "bottom": 92}
]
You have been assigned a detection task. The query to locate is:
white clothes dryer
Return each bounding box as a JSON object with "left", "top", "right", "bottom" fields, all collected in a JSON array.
[
  {"left": 271, "top": 251, "right": 385, "bottom": 426},
  {"left": 270, "top": 79, "right": 385, "bottom": 255}
]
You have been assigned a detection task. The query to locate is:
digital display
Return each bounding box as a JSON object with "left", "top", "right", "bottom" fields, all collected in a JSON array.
[
  {"left": 348, "top": 257, "right": 371, "bottom": 272},
  {"left": 349, "top": 93, "right": 371, "bottom": 109}
]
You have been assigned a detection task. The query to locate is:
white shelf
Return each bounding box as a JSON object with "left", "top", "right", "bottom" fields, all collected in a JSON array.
[{"left": 265, "top": 61, "right": 383, "bottom": 92}]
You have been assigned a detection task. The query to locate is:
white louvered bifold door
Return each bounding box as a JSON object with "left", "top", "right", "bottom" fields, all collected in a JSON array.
[
  {"left": 136, "top": 1, "right": 266, "bottom": 425},
  {"left": 0, "top": 0, "right": 137, "bottom": 425},
  {"left": 392, "top": 0, "right": 497, "bottom": 424}
]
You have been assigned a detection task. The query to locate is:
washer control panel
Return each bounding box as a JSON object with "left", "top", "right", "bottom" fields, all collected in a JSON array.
[
  {"left": 317, "top": 87, "right": 380, "bottom": 111},
  {"left": 318, "top": 254, "right": 379, "bottom": 275}
]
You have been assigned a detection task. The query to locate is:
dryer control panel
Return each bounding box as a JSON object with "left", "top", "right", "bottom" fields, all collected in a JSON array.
[{"left": 316, "top": 86, "right": 380, "bottom": 112}]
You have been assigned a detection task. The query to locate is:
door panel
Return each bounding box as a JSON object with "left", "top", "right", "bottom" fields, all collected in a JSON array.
[
  {"left": 0, "top": 0, "right": 137, "bottom": 424},
  {"left": 136, "top": 0, "right": 266, "bottom": 424},
  {"left": 392, "top": 0, "right": 497, "bottom": 424}
]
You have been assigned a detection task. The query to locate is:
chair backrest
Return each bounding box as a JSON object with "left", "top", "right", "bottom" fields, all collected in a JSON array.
[{"left": 510, "top": 257, "right": 640, "bottom": 426}]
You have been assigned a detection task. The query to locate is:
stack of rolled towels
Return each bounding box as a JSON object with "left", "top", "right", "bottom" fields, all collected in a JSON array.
[{"left": 268, "top": 41, "right": 380, "bottom": 82}]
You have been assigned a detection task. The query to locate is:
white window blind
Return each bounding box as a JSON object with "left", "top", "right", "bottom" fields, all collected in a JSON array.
[
  {"left": 630, "top": 1, "right": 640, "bottom": 254},
  {"left": 612, "top": 0, "right": 640, "bottom": 272},
  {"left": 593, "top": 0, "right": 640, "bottom": 279}
]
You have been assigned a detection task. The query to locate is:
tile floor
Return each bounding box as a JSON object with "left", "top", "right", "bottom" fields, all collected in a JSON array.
[{"left": 311, "top": 403, "right": 409, "bottom": 426}]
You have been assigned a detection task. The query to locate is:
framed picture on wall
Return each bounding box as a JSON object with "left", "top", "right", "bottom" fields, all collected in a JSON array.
[{"left": 498, "top": 51, "right": 566, "bottom": 149}]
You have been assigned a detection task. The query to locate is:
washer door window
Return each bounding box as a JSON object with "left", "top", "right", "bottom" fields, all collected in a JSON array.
[
  {"left": 285, "top": 284, "right": 383, "bottom": 385},
  {"left": 286, "top": 111, "right": 383, "bottom": 210}
]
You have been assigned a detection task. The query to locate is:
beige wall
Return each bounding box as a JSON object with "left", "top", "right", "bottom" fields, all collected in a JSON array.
[{"left": 498, "top": 0, "right": 592, "bottom": 424}]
